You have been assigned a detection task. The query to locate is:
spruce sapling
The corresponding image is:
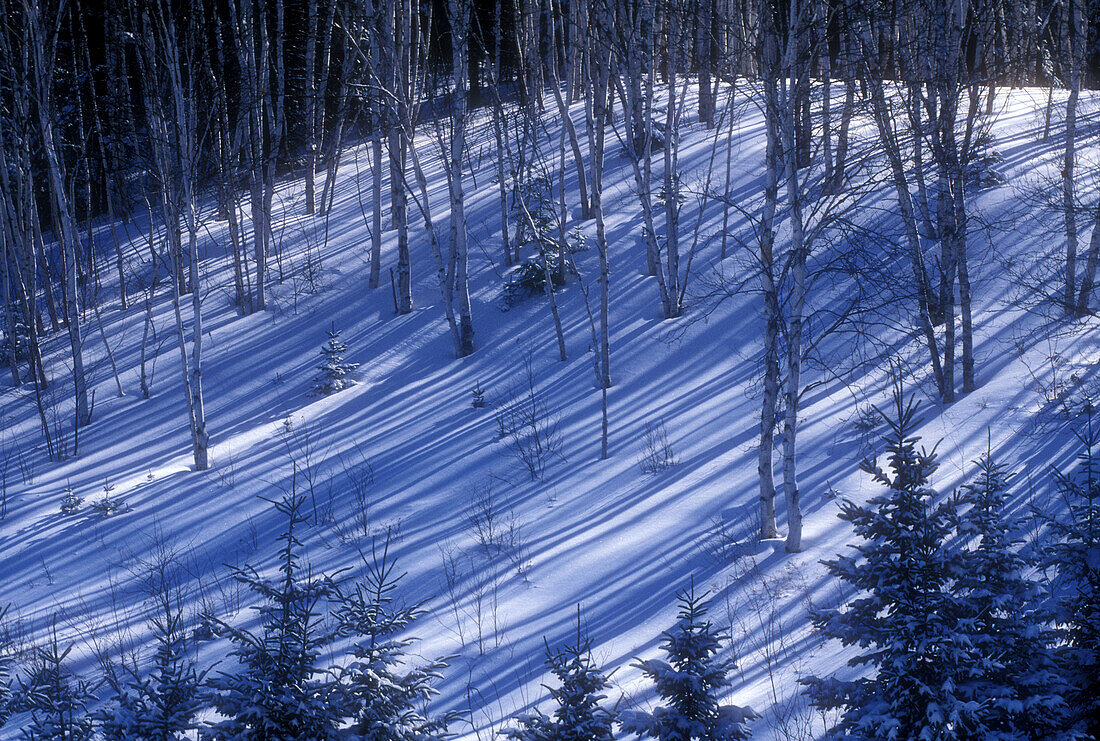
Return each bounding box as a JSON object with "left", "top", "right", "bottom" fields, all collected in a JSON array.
[
  {"left": 59, "top": 485, "right": 83, "bottom": 515},
  {"left": 312, "top": 324, "right": 359, "bottom": 395},
  {"left": 804, "top": 384, "right": 984, "bottom": 741},
  {"left": 331, "top": 534, "right": 455, "bottom": 741},
  {"left": 953, "top": 450, "right": 1076, "bottom": 741},
  {"left": 1044, "top": 403, "right": 1100, "bottom": 739},
  {"left": 99, "top": 589, "right": 207, "bottom": 740},
  {"left": 506, "top": 610, "right": 615, "bottom": 741},
  {"left": 206, "top": 493, "right": 339, "bottom": 740},
  {"left": 16, "top": 624, "right": 96, "bottom": 741},
  {"left": 621, "top": 582, "right": 755, "bottom": 741}
]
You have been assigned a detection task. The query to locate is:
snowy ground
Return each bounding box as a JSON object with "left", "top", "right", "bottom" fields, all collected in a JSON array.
[{"left": 1, "top": 83, "right": 1099, "bottom": 738}]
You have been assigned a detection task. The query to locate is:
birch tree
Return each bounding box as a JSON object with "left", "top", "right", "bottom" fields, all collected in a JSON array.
[
  {"left": 576, "top": 0, "right": 614, "bottom": 459},
  {"left": 139, "top": 0, "right": 211, "bottom": 470},
  {"left": 26, "top": 0, "right": 91, "bottom": 430},
  {"left": 756, "top": 0, "right": 783, "bottom": 541},
  {"left": 448, "top": 0, "right": 475, "bottom": 355}
]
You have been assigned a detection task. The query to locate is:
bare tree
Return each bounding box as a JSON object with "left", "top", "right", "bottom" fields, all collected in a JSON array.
[
  {"left": 26, "top": 0, "right": 91, "bottom": 430},
  {"left": 586, "top": 1, "right": 613, "bottom": 459},
  {"left": 448, "top": 0, "right": 475, "bottom": 355},
  {"left": 1061, "top": 0, "right": 1085, "bottom": 315},
  {"left": 139, "top": 0, "right": 211, "bottom": 470}
]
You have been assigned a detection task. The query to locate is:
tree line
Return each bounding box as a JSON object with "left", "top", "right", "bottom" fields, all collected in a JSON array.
[{"left": 0, "top": 0, "right": 1097, "bottom": 553}]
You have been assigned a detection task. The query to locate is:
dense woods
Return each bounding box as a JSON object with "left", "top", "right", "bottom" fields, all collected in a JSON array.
[{"left": 3, "top": 0, "right": 1099, "bottom": 530}]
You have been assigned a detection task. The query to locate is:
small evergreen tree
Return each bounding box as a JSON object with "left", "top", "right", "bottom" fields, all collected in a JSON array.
[
  {"left": 0, "top": 605, "right": 13, "bottom": 729},
  {"left": 506, "top": 613, "right": 615, "bottom": 741},
  {"left": 1045, "top": 404, "right": 1100, "bottom": 739},
  {"left": 620, "top": 583, "right": 755, "bottom": 741},
  {"left": 312, "top": 325, "right": 359, "bottom": 395},
  {"left": 955, "top": 452, "right": 1075, "bottom": 741},
  {"left": 16, "top": 625, "right": 95, "bottom": 741},
  {"left": 331, "top": 535, "right": 454, "bottom": 741},
  {"left": 99, "top": 592, "right": 206, "bottom": 740},
  {"left": 205, "top": 494, "right": 339, "bottom": 740},
  {"left": 0, "top": 303, "right": 30, "bottom": 368},
  {"left": 59, "top": 485, "right": 83, "bottom": 515},
  {"left": 804, "top": 386, "right": 983, "bottom": 741},
  {"left": 502, "top": 177, "right": 580, "bottom": 309}
]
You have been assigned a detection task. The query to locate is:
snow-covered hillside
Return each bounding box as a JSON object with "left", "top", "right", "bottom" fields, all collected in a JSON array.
[{"left": 1, "top": 83, "right": 1098, "bottom": 738}]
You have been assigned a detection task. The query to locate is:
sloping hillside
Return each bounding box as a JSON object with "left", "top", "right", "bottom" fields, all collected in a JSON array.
[{"left": 1, "top": 84, "right": 1098, "bottom": 738}]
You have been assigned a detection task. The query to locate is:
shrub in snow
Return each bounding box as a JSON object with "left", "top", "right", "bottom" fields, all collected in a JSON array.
[
  {"left": 99, "top": 600, "right": 206, "bottom": 741},
  {"left": 312, "top": 325, "right": 359, "bottom": 395},
  {"left": 624, "top": 118, "right": 674, "bottom": 158},
  {"left": 205, "top": 493, "right": 341, "bottom": 740},
  {"left": 966, "top": 130, "right": 1007, "bottom": 190},
  {"left": 505, "top": 618, "right": 615, "bottom": 741},
  {"left": 16, "top": 627, "right": 96, "bottom": 741},
  {"left": 805, "top": 386, "right": 997, "bottom": 741},
  {"left": 620, "top": 583, "right": 755, "bottom": 741},
  {"left": 1043, "top": 404, "right": 1100, "bottom": 739},
  {"left": 638, "top": 419, "right": 677, "bottom": 475},
  {"left": 331, "top": 535, "right": 454, "bottom": 741},
  {"left": 954, "top": 453, "right": 1075, "bottom": 741},
  {"left": 494, "top": 354, "right": 563, "bottom": 480}
]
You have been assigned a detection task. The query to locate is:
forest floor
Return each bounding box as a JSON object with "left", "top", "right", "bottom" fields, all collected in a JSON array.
[{"left": 1, "top": 82, "right": 1099, "bottom": 738}]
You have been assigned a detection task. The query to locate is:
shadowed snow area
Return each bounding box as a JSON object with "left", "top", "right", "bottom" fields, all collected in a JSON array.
[{"left": 1, "top": 83, "right": 1098, "bottom": 738}]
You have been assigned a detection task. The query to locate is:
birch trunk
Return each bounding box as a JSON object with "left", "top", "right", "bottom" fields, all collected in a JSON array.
[
  {"left": 1063, "top": 0, "right": 1084, "bottom": 315},
  {"left": 780, "top": 0, "right": 806, "bottom": 554},
  {"left": 1075, "top": 201, "right": 1100, "bottom": 314},
  {"left": 860, "top": 18, "right": 946, "bottom": 397},
  {"left": 392, "top": 0, "right": 413, "bottom": 313},
  {"left": 304, "top": 0, "right": 319, "bottom": 214},
  {"left": 27, "top": 0, "right": 90, "bottom": 428},
  {"left": 757, "top": 11, "right": 781, "bottom": 541},
  {"left": 0, "top": 120, "right": 22, "bottom": 386},
  {"left": 368, "top": 0, "right": 384, "bottom": 289},
  {"left": 491, "top": 0, "right": 512, "bottom": 265},
  {"left": 663, "top": 4, "right": 682, "bottom": 319},
  {"left": 588, "top": 11, "right": 613, "bottom": 459},
  {"left": 1, "top": 216, "right": 17, "bottom": 385},
  {"left": 449, "top": 0, "right": 475, "bottom": 355}
]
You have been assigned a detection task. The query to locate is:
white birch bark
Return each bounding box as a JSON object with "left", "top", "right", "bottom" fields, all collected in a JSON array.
[
  {"left": 449, "top": 0, "right": 475, "bottom": 355},
  {"left": 1064, "top": 0, "right": 1084, "bottom": 315},
  {"left": 780, "top": 0, "right": 807, "bottom": 553},
  {"left": 757, "top": 7, "right": 781, "bottom": 541},
  {"left": 26, "top": 0, "right": 90, "bottom": 429}
]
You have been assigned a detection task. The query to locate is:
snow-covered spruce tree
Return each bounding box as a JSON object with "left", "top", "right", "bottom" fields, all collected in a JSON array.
[
  {"left": 803, "top": 386, "right": 985, "bottom": 741},
  {"left": 312, "top": 324, "right": 359, "bottom": 395},
  {"left": 505, "top": 615, "right": 615, "bottom": 741},
  {"left": 504, "top": 175, "right": 582, "bottom": 311},
  {"left": 205, "top": 493, "right": 339, "bottom": 740},
  {"left": 1045, "top": 404, "right": 1100, "bottom": 739},
  {"left": 16, "top": 625, "right": 96, "bottom": 741},
  {"left": 620, "top": 583, "right": 755, "bottom": 741},
  {"left": 955, "top": 452, "right": 1075, "bottom": 741},
  {"left": 0, "top": 605, "right": 13, "bottom": 729},
  {"left": 331, "top": 534, "right": 454, "bottom": 741},
  {"left": 0, "top": 303, "right": 29, "bottom": 369},
  {"left": 99, "top": 592, "right": 206, "bottom": 740}
]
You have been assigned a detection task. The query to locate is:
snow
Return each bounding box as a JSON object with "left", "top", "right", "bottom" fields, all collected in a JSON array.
[{"left": 1, "top": 83, "right": 1098, "bottom": 739}]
